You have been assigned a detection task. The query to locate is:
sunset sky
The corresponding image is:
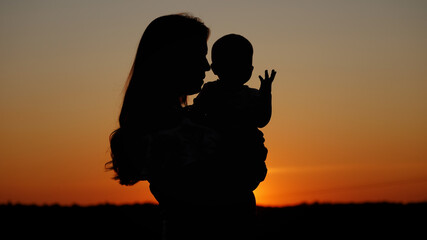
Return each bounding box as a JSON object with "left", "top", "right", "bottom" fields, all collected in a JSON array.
[{"left": 1, "top": 0, "right": 426, "bottom": 206}]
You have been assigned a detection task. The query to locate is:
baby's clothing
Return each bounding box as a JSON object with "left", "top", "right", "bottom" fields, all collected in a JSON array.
[
  {"left": 193, "top": 80, "right": 270, "bottom": 129},
  {"left": 193, "top": 80, "right": 270, "bottom": 183}
]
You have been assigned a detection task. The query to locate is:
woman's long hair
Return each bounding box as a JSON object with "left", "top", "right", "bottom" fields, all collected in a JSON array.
[{"left": 106, "top": 14, "right": 210, "bottom": 185}]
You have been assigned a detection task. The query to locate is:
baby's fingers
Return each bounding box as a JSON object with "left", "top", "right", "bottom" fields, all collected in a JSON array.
[
  {"left": 265, "top": 70, "right": 269, "bottom": 79},
  {"left": 270, "top": 69, "right": 277, "bottom": 82}
]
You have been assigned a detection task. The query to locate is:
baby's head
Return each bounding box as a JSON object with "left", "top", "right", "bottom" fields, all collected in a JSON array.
[{"left": 211, "top": 34, "right": 254, "bottom": 86}]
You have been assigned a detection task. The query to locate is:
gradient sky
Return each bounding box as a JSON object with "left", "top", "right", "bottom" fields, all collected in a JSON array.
[{"left": 1, "top": 0, "right": 426, "bottom": 206}]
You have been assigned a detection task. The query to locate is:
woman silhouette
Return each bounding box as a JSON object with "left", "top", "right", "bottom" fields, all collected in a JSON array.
[{"left": 107, "top": 14, "right": 266, "bottom": 240}]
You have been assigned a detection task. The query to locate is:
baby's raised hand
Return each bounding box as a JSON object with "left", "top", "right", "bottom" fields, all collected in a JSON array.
[{"left": 259, "top": 69, "right": 276, "bottom": 91}]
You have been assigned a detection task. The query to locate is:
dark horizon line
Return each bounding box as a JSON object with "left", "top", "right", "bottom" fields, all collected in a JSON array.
[{"left": 2, "top": 200, "right": 426, "bottom": 208}]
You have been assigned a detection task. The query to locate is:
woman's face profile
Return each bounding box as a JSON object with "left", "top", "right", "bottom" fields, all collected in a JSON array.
[{"left": 174, "top": 37, "right": 210, "bottom": 96}]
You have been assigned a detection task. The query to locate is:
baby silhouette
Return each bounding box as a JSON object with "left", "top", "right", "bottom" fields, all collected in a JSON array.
[{"left": 193, "top": 34, "right": 276, "bottom": 186}]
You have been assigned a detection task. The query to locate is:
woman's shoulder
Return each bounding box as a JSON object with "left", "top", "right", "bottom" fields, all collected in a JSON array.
[
  {"left": 148, "top": 117, "right": 219, "bottom": 168},
  {"left": 153, "top": 117, "right": 217, "bottom": 143}
]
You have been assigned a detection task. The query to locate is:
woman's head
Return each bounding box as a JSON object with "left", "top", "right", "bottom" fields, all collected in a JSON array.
[
  {"left": 121, "top": 13, "right": 210, "bottom": 127},
  {"left": 108, "top": 14, "right": 210, "bottom": 185}
]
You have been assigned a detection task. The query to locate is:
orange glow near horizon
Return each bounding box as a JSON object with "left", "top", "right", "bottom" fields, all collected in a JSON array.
[{"left": 1, "top": 1, "right": 427, "bottom": 206}]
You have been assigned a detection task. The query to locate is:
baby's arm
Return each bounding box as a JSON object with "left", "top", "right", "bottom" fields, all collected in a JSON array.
[{"left": 257, "top": 69, "right": 276, "bottom": 128}]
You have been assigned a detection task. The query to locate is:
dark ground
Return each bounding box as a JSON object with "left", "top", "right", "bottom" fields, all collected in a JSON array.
[{"left": 2, "top": 202, "right": 426, "bottom": 239}]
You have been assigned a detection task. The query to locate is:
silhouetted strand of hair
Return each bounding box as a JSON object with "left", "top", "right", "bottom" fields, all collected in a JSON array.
[{"left": 106, "top": 14, "right": 210, "bottom": 185}]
